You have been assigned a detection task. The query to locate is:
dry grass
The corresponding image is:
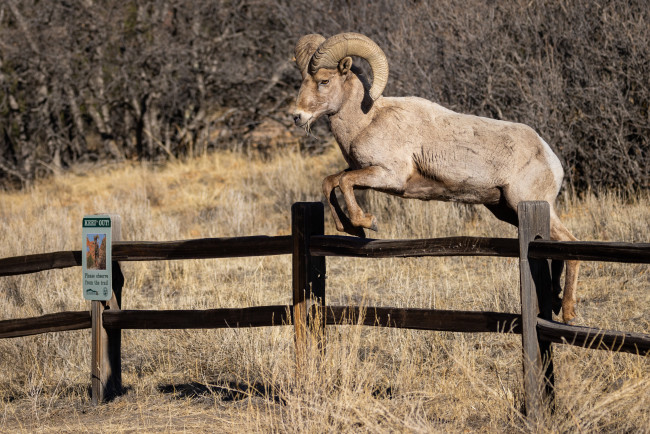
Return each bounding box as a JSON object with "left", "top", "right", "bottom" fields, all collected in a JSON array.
[{"left": 0, "top": 147, "right": 648, "bottom": 432}]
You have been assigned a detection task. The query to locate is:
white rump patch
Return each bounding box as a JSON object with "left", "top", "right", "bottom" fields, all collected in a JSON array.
[{"left": 539, "top": 135, "right": 564, "bottom": 193}]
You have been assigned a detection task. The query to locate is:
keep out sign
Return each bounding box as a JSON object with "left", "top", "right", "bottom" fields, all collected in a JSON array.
[{"left": 82, "top": 216, "right": 112, "bottom": 301}]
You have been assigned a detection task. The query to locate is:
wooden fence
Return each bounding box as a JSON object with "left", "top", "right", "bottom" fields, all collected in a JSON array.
[{"left": 0, "top": 201, "right": 648, "bottom": 424}]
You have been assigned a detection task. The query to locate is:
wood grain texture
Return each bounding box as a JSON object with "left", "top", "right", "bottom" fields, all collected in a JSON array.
[
  {"left": 111, "top": 236, "right": 292, "bottom": 261},
  {"left": 0, "top": 236, "right": 291, "bottom": 277},
  {"left": 0, "top": 250, "right": 82, "bottom": 277},
  {"left": 0, "top": 311, "right": 90, "bottom": 338},
  {"left": 2, "top": 237, "right": 647, "bottom": 278},
  {"left": 307, "top": 205, "right": 326, "bottom": 349},
  {"left": 529, "top": 240, "right": 650, "bottom": 263},
  {"left": 292, "top": 203, "right": 326, "bottom": 362},
  {"left": 518, "top": 201, "right": 555, "bottom": 422},
  {"left": 4, "top": 306, "right": 649, "bottom": 359},
  {"left": 310, "top": 235, "right": 519, "bottom": 258},
  {"left": 323, "top": 306, "right": 521, "bottom": 333},
  {"left": 537, "top": 318, "right": 650, "bottom": 355},
  {"left": 102, "top": 306, "right": 290, "bottom": 329},
  {"left": 91, "top": 300, "right": 103, "bottom": 405}
]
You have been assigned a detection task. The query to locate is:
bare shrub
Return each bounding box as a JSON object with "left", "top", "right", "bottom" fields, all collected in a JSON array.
[{"left": 0, "top": 0, "right": 647, "bottom": 191}]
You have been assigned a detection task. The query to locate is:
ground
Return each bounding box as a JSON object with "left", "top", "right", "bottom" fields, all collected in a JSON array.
[{"left": 0, "top": 147, "right": 648, "bottom": 432}]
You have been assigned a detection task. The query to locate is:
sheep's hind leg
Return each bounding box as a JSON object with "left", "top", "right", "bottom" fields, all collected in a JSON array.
[
  {"left": 486, "top": 200, "right": 578, "bottom": 323},
  {"left": 338, "top": 166, "right": 401, "bottom": 231},
  {"left": 484, "top": 201, "right": 566, "bottom": 311},
  {"left": 550, "top": 214, "right": 580, "bottom": 323},
  {"left": 551, "top": 260, "right": 564, "bottom": 315}
]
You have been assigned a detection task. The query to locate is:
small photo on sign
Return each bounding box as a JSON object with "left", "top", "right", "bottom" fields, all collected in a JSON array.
[{"left": 85, "top": 233, "right": 107, "bottom": 270}]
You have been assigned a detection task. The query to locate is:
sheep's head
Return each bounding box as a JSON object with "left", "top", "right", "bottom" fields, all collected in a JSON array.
[{"left": 292, "top": 33, "right": 388, "bottom": 130}]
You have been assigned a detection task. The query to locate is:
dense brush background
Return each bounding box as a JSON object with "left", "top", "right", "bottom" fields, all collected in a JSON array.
[{"left": 0, "top": 0, "right": 648, "bottom": 191}]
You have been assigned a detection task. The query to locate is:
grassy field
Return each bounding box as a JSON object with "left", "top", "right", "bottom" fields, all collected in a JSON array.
[{"left": 0, "top": 146, "right": 648, "bottom": 432}]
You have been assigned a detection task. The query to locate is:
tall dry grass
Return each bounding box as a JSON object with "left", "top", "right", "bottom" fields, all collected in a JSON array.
[{"left": 0, "top": 147, "right": 648, "bottom": 432}]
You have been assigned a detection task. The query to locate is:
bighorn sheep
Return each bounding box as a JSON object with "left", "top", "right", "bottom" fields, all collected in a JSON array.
[{"left": 292, "top": 32, "right": 580, "bottom": 323}]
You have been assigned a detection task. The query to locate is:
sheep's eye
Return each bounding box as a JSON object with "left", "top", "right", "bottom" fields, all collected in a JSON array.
[{"left": 319, "top": 80, "right": 329, "bottom": 86}]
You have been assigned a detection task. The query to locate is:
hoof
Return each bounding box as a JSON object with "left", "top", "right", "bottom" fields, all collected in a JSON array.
[
  {"left": 562, "top": 299, "right": 577, "bottom": 323},
  {"left": 562, "top": 309, "right": 576, "bottom": 324},
  {"left": 369, "top": 217, "right": 378, "bottom": 232},
  {"left": 351, "top": 214, "right": 378, "bottom": 232}
]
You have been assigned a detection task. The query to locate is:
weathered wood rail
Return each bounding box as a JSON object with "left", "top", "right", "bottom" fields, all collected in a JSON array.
[
  {"left": 0, "top": 201, "right": 648, "bottom": 423},
  {"left": 4, "top": 236, "right": 649, "bottom": 278}
]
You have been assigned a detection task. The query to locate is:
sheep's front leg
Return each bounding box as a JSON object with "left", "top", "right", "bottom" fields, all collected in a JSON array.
[
  {"left": 322, "top": 171, "right": 368, "bottom": 237},
  {"left": 338, "top": 166, "right": 400, "bottom": 231},
  {"left": 322, "top": 171, "right": 346, "bottom": 232}
]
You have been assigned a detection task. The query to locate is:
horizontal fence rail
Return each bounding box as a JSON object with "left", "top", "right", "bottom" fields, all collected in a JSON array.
[
  {"left": 111, "top": 236, "right": 292, "bottom": 262},
  {"left": 537, "top": 318, "right": 650, "bottom": 355},
  {"left": 0, "top": 236, "right": 292, "bottom": 277},
  {"left": 0, "top": 311, "right": 90, "bottom": 339},
  {"left": 324, "top": 306, "right": 521, "bottom": 333},
  {"left": 528, "top": 240, "right": 650, "bottom": 263},
  {"left": 2, "top": 306, "right": 648, "bottom": 355},
  {"left": 4, "top": 236, "right": 647, "bottom": 279},
  {"left": 326, "top": 307, "right": 648, "bottom": 356},
  {"left": 103, "top": 306, "right": 291, "bottom": 330},
  {"left": 0, "top": 250, "right": 83, "bottom": 277},
  {"left": 309, "top": 235, "right": 520, "bottom": 258},
  {"left": 310, "top": 235, "right": 650, "bottom": 263}
]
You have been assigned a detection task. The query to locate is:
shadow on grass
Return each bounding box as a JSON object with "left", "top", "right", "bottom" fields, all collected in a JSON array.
[
  {"left": 158, "top": 380, "right": 285, "bottom": 404},
  {"left": 158, "top": 380, "right": 393, "bottom": 404},
  {"left": 85, "top": 385, "right": 134, "bottom": 403}
]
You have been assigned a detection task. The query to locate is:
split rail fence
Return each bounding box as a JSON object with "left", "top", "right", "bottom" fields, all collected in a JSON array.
[{"left": 1, "top": 201, "right": 649, "bottom": 424}]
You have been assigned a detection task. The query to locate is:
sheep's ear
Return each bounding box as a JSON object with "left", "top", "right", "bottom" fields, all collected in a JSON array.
[{"left": 338, "top": 57, "right": 353, "bottom": 75}]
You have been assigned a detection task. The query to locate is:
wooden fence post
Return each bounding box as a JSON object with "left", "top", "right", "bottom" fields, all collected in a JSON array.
[
  {"left": 309, "top": 205, "right": 326, "bottom": 348},
  {"left": 291, "top": 202, "right": 326, "bottom": 365},
  {"left": 518, "top": 201, "right": 555, "bottom": 425},
  {"left": 91, "top": 215, "right": 124, "bottom": 404}
]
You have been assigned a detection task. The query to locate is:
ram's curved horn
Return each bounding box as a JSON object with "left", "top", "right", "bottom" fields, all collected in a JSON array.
[
  {"left": 294, "top": 34, "right": 326, "bottom": 78},
  {"left": 309, "top": 32, "right": 388, "bottom": 101}
]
